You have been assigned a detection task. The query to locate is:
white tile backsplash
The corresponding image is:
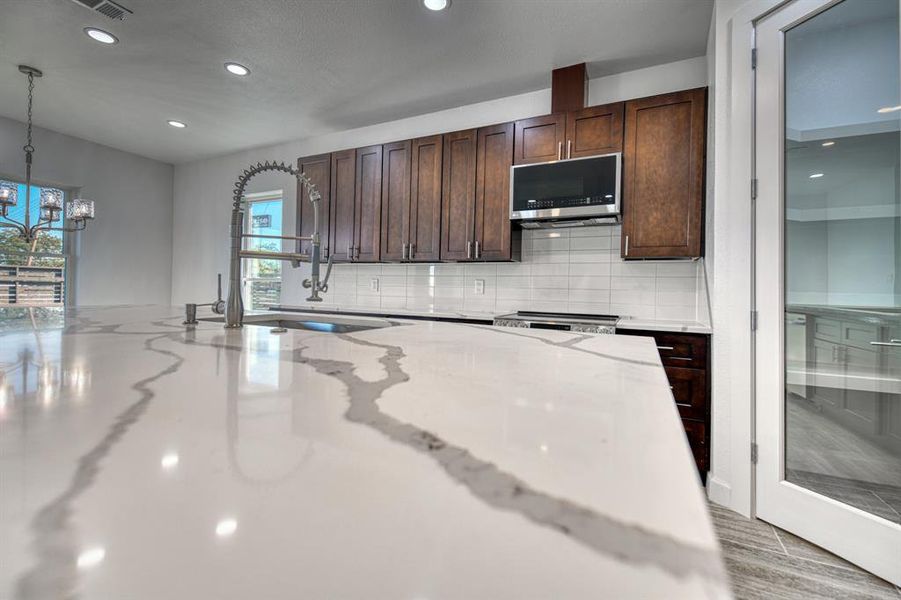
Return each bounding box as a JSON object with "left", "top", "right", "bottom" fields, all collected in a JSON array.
[{"left": 285, "top": 225, "right": 710, "bottom": 324}]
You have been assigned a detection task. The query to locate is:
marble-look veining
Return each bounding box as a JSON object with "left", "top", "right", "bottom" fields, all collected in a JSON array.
[{"left": 0, "top": 305, "right": 728, "bottom": 599}]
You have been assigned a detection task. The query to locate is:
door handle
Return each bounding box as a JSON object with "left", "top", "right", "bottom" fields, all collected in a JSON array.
[
  {"left": 567, "top": 140, "right": 572, "bottom": 159},
  {"left": 410, "top": 243, "right": 415, "bottom": 260},
  {"left": 401, "top": 242, "right": 407, "bottom": 261},
  {"left": 624, "top": 235, "right": 629, "bottom": 256},
  {"left": 557, "top": 142, "right": 562, "bottom": 160},
  {"left": 466, "top": 240, "right": 472, "bottom": 259},
  {"left": 475, "top": 240, "right": 481, "bottom": 259},
  {"left": 871, "top": 341, "right": 901, "bottom": 347}
]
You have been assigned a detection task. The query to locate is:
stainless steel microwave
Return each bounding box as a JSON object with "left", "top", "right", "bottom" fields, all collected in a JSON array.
[{"left": 509, "top": 152, "right": 621, "bottom": 225}]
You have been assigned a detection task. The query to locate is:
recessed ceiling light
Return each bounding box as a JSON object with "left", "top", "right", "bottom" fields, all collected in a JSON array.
[
  {"left": 877, "top": 105, "right": 901, "bottom": 114},
  {"left": 821, "top": 141, "right": 835, "bottom": 147},
  {"left": 84, "top": 27, "right": 118, "bottom": 45},
  {"left": 423, "top": 0, "right": 450, "bottom": 10},
  {"left": 167, "top": 120, "right": 187, "bottom": 129},
  {"left": 809, "top": 173, "right": 824, "bottom": 179},
  {"left": 224, "top": 62, "right": 250, "bottom": 76},
  {"left": 215, "top": 518, "right": 238, "bottom": 537}
]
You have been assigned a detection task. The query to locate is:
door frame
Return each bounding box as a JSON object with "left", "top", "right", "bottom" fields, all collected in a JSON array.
[{"left": 752, "top": 0, "right": 901, "bottom": 584}]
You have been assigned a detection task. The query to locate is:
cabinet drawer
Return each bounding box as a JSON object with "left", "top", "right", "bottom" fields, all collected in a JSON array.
[
  {"left": 813, "top": 317, "right": 841, "bottom": 343},
  {"left": 682, "top": 419, "right": 709, "bottom": 472},
  {"left": 665, "top": 366, "right": 708, "bottom": 420},
  {"left": 841, "top": 321, "right": 879, "bottom": 351},
  {"left": 617, "top": 329, "right": 709, "bottom": 368},
  {"left": 651, "top": 332, "right": 708, "bottom": 368}
]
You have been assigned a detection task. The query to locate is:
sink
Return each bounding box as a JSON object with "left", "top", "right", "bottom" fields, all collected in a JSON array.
[{"left": 198, "top": 313, "right": 392, "bottom": 333}]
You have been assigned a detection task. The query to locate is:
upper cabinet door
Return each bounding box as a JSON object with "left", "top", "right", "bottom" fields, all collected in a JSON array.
[
  {"left": 621, "top": 88, "right": 707, "bottom": 259},
  {"left": 330, "top": 148, "right": 356, "bottom": 262},
  {"left": 566, "top": 102, "right": 624, "bottom": 158},
  {"left": 513, "top": 114, "right": 566, "bottom": 165},
  {"left": 409, "top": 134, "right": 443, "bottom": 262},
  {"left": 441, "top": 129, "right": 477, "bottom": 261},
  {"left": 297, "top": 153, "right": 331, "bottom": 258},
  {"left": 474, "top": 122, "right": 514, "bottom": 261},
  {"left": 380, "top": 140, "right": 412, "bottom": 262},
  {"left": 354, "top": 144, "right": 383, "bottom": 262}
]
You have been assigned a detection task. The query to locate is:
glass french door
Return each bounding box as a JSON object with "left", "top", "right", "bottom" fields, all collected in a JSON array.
[{"left": 755, "top": 0, "right": 901, "bottom": 584}]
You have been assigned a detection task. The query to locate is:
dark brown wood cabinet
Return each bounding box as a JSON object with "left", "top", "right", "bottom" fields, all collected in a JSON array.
[
  {"left": 380, "top": 136, "right": 444, "bottom": 263},
  {"left": 354, "top": 144, "right": 383, "bottom": 262},
  {"left": 474, "top": 123, "right": 514, "bottom": 261},
  {"left": 513, "top": 114, "right": 565, "bottom": 165},
  {"left": 618, "top": 328, "right": 711, "bottom": 480},
  {"left": 330, "top": 148, "right": 356, "bottom": 262},
  {"left": 441, "top": 124, "right": 518, "bottom": 261},
  {"left": 297, "top": 153, "right": 331, "bottom": 258},
  {"left": 514, "top": 102, "right": 623, "bottom": 165},
  {"left": 441, "top": 129, "right": 478, "bottom": 261},
  {"left": 409, "top": 135, "right": 443, "bottom": 261},
  {"left": 380, "top": 140, "right": 412, "bottom": 262},
  {"left": 621, "top": 87, "right": 707, "bottom": 259},
  {"left": 566, "top": 102, "right": 624, "bottom": 158}
]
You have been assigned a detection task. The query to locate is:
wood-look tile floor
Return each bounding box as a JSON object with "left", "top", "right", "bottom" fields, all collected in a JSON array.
[{"left": 709, "top": 502, "right": 901, "bottom": 599}]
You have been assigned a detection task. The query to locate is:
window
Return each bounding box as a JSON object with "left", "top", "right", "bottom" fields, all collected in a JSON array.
[
  {"left": 243, "top": 192, "right": 283, "bottom": 310},
  {"left": 0, "top": 181, "right": 68, "bottom": 307}
]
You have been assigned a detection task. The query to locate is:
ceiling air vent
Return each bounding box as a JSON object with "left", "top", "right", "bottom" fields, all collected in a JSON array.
[{"left": 69, "top": 0, "right": 133, "bottom": 20}]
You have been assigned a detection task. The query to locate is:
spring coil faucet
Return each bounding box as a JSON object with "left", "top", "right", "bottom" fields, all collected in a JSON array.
[{"left": 223, "top": 160, "right": 333, "bottom": 328}]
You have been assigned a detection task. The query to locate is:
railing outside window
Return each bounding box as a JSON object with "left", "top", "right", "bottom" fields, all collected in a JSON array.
[{"left": 0, "top": 181, "right": 68, "bottom": 307}]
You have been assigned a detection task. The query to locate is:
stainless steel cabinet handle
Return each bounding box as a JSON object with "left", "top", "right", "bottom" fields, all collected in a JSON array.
[
  {"left": 466, "top": 241, "right": 472, "bottom": 259},
  {"left": 402, "top": 242, "right": 408, "bottom": 261},
  {"left": 355, "top": 246, "right": 361, "bottom": 260},
  {"left": 557, "top": 142, "right": 562, "bottom": 160},
  {"left": 410, "top": 243, "right": 415, "bottom": 259},
  {"left": 567, "top": 140, "right": 572, "bottom": 159},
  {"left": 475, "top": 240, "right": 481, "bottom": 259},
  {"left": 871, "top": 341, "right": 901, "bottom": 347},
  {"left": 670, "top": 357, "right": 693, "bottom": 361},
  {"left": 624, "top": 235, "right": 629, "bottom": 256},
  {"left": 347, "top": 245, "right": 352, "bottom": 260},
  {"left": 657, "top": 346, "right": 674, "bottom": 351}
]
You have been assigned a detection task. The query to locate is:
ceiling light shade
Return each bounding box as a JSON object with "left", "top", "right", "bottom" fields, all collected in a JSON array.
[
  {"left": 41, "top": 188, "right": 64, "bottom": 221},
  {"left": 167, "top": 120, "right": 187, "bottom": 128},
  {"left": 225, "top": 62, "right": 250, "bottom": 76},
  {"left": 40, "top": 188, "right": 63, "bottom": 210},
  {"left": 423, "top": 0, "right": 450, "bottom": 10},
  {"left": 0, "top": 182, "right": 17, "bottom": 210},
  {"left": 877, "top": 105, "right": 901, "bottom": 114},
  {"left": 84, "top": 27, "right": 118, "bottom": 44},
  {"left": 66, "top": 198, "right": 95, "bottom": 221}
]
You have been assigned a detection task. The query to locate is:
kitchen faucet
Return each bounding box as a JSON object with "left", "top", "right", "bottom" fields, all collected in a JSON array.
[{"left": 221, "top": 161, "right": 332, "bottom": 328}]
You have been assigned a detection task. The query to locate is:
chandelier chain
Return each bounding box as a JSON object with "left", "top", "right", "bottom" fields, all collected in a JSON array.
[{"left": 24, "top": 72, "right": 35, "bottom": 155}]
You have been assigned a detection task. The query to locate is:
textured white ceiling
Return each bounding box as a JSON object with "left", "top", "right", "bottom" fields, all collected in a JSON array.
[{"left": 0, "top": 0, "right": 713, "bottom": 164}]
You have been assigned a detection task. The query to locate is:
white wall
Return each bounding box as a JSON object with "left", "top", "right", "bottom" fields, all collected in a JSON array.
[
  {"left": 0, "top": 116, "right": 174, "bottom": 306},
  {"left": 171, "top": 56, "right": 708, "bottom": 306}
]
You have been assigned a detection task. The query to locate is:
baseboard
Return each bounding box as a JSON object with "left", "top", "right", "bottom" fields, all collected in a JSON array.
[{"left": 706, "top": 475, "right": 732, "bottom": 507}]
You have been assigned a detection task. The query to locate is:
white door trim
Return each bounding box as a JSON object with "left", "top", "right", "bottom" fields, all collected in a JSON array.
[{"left": 753, "top": 0, "right": 901, "bottom": 584}]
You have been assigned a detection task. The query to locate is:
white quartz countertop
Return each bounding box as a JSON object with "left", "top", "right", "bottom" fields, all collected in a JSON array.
[{"left": 0, "top": 306, "right": 728, "bottom": 599}]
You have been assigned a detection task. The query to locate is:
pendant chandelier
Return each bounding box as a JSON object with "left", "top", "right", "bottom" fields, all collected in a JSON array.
[{"left": 0, "top": 65, "right": 95, "bottom": 244}]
